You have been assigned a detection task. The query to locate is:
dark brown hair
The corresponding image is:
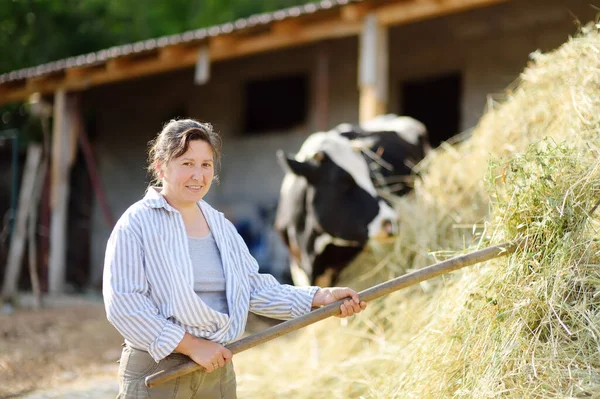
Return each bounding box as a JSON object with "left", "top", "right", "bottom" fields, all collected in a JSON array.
[{"left": 147, "top": 119, "right": 222, "bottom": 185}]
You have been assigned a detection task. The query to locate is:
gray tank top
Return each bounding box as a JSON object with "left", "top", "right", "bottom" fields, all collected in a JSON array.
[{"left": 187, "top": 231, "right": 229, "bottom": 315}]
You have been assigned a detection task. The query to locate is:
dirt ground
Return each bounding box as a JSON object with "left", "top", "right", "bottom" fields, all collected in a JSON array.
[
  {"left": 0, "top": 295, "right": 281, "bottom": 399},
  {"left": 0, "top": 296, "right": 123, "bottom": 399}
]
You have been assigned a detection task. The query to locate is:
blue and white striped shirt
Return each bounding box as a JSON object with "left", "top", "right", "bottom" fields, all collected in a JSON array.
[{"left": 103, "top": 188, "right": 319, "bottom": 362}]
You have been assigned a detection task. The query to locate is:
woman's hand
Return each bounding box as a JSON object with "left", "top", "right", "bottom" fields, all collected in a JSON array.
[
  {"left": 175, "top": 333, "right": 232, "bottom": 372},
  {"left": 312, "top": 287, "right": 367, "bottom": 318}
]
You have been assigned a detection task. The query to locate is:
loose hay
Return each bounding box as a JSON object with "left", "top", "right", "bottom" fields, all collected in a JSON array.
[{"left": 236, "top": 24, "right": 600, "bottom": 398}]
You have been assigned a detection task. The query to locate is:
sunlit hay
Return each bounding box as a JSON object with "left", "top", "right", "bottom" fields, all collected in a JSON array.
[
  {"left": 394, "top": 142, "right": 600, "bottom": 398},
  {"left": 236, "top": 24, "right": 600, "bottom": 399}
]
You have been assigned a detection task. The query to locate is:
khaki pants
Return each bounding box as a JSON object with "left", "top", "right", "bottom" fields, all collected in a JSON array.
[{"left": 117, "top": 344, "right": 237, "bottom": 399}]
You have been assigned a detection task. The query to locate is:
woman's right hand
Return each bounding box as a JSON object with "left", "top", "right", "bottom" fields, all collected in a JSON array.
[{"left": 175, "top": 332, "right": 232, "bottom": 372}]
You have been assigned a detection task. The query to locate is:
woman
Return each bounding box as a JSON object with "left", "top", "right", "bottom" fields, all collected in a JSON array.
[{"left": 103, "top": 119, "right": 367, "bottom": 398}]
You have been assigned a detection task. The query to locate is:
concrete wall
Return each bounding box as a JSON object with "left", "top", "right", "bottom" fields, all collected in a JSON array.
[
  {"left": 388, "top": 0, "right": 595, "bottom": 130},
  {"left": 85, "top": 0, "right": 597, "bottom": 286}
]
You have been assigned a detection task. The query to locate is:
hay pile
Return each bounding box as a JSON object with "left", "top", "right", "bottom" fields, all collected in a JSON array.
[{"left": 235, "top": 24, "right": 600, "bottom": 398}]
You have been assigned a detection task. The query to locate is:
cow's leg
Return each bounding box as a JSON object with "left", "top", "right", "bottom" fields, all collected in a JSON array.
[{"left": 290, "top": 260, "right": 311, "bottom": 287}]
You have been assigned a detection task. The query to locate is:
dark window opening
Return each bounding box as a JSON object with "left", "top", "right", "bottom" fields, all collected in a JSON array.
[
  {"left": 401, "top": 72, "right": 462, "bottom": 148},
  {"left": 243, "top": 74, "right": 308, "bottom": 134}
]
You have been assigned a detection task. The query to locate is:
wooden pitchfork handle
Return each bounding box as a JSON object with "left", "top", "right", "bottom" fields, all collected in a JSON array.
[{"left": 146, "top": 240, "right": 519, "bottom": 387}]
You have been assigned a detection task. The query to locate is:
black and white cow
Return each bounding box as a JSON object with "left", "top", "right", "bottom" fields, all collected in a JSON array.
[{"left": 275, "top": 114, "right": 429, "bottom": 287}]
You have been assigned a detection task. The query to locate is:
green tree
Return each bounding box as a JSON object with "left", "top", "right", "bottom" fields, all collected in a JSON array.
[{"left": 0, "top": 0, "right": 314, "bottom": 74}]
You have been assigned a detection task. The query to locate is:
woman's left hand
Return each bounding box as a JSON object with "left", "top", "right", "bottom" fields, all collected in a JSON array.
[{"left": 312, "top": 287, "right": 367, "bottom": 318}]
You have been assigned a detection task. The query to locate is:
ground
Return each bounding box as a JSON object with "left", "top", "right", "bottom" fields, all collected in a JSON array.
[
  {"left": 0, "top": 296, "right": 122, "bottom": 399},
  {"left": 0, "top": 295, "right": 280, "bottom": 399}
]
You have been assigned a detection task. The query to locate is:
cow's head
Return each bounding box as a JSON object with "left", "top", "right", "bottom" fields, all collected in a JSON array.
[{"left": 277, "top": 132, "right": 398, "bottom": 245}]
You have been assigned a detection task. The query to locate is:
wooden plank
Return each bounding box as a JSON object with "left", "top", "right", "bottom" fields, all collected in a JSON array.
[
  {"left": 209, "top": 36, "right": 237, "bottom": 53},
  {"left": 48, "top": 90, "right": 76, "bottom": 294},
  {"left": 194, "top": 45, "right": 210, "bottom": 85},
  {"left": 74, "top": 98, "right": 114, "bottom": 227},
  {"left": 159, "top": 45, "right": 189, "bottom": 61},
  {"left": 28, "top": 159, "right": 46, "bottom": 309},
  {"left": 106, "top": 57, "right": 133, "bottom": 72},
  {"left": 375, "top": 0, "right": 511, "bottom": 26},
  {"left": 359, "top": 13, "right": 388, "bottom": 122},
  {"left": 271, "top": 19, "right": 302, "bottom": 36},
  {"left": 360, "top": 85, "right": 386, "bottom": 122},
  {"left": 1, "top": 143, "right": 43, "bottom": 302},
  {"left": 315, "top": 46, "right": 330, "bottom": 131},
  {"left": 215, "top": 18, "right": 362, "bottom": 60},
  {"left": 1, "top": 84, "right": 39, "bottom": 105},
  {"left": 66, "top": 67, "right": 92, "bottom": 79},
  {"left": 340, "top": 3, "right": 371, "bottom": 22}
]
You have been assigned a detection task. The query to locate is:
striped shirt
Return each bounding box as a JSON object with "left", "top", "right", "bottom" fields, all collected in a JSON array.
[{"left": 103, "top": 187, "right": 319, "bottom": 362}]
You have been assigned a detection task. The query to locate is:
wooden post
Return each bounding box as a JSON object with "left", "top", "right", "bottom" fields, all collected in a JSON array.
[
  {"left": 194, "top": 45, "right": 210, "bottom": 86},
  {"left": 48, "top": 90, "right": 77, "bottom": 294},
  {"left": 1, "top": 144, "right": 43, "bottom": 302},
  {"left": 358, "top": 13, "right": 388, "bottom": 123},
  {"left": 28, "top": 159, "right": 46, "bottom": 308},
  {"left": 315, "top": 45, "right": 330, "bottom": 131}
]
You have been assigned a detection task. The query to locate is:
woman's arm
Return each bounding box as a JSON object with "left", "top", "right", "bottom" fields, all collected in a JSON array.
[
  {"left": 103, "top": 226, "right": 185, "bottom": 362},
  {"left": 175, "top": 332, "right": 232, "bottom": 372},
  {"left": 225, "top": 221, "right": 365, "bottom": 319}
]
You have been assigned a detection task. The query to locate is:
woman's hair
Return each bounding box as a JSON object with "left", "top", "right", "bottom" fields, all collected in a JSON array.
[{"left": 147, "top": 119, "right": 222, "bottom": 185}]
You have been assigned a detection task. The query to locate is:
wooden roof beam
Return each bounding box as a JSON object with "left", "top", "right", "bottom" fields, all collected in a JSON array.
[
  {"left": 212, "top": 17, "right": 362, "bottom": 61},
  {"left": 66, "top": 66, "right": 96, "bottom": 80},
  {"left": 0, "top": 83, "right": 30, "bottom": 104},
  {"left": 271, "top": 19, "right": 303, "bottom": 36},
  {"left": 340, "top": 3, "right": 372, "bottom": 22},
  {"left": 106, "top": 57, "right": 134, "bottom": 72},
  {"left": 375, "top": 0, "right": 511, "bottom": 26},
  {"left": 0, "top": 0, "right": 514, "bottom": 106},
  {"left": 209, "top": 35, "right": 238, "bottom": 54},
  {"left": 159, "top": 44, "right": 199, "bottom": 62},
  {"left": 24, "top": 72, "right": 66, "bottom": 95}
]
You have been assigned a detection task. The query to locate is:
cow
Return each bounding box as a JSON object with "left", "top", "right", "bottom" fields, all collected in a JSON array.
[{"left": 275, "top": 114, "right": 429, "bottom": 287}]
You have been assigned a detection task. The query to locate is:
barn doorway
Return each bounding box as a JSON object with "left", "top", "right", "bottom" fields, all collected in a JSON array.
[{"left": 400, "top": 72, "right": 462, "bottom": 148}]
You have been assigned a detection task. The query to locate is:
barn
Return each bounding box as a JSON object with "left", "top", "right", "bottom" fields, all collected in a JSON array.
[{"left": 0, "top": 0, "right": 595, "bottom": 294}]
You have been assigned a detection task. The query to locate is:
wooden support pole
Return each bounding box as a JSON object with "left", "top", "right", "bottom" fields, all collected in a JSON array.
[
  {"left": 358, "top": 13, "right": 388, "bottom": 123},
  {"left": 146, "top": 240, "right": 519, "bottom": 387},
  {"left": 73, "top": 97, "right": 114, "bottom": 227},
  {"left": 1, "top": 144, "right": 43, "bottom": 302},
  {"left": 28, "top": 159, "right": 46, "bottom": 309},
  {"left": 48, "top": 90, "right": 77, "bottom": 294},
  {"left": 194, "top": 46, "right": 210, "bottom": 86},
  {"left": 315, "top": 45, "right": 330, "bottom": 131}
]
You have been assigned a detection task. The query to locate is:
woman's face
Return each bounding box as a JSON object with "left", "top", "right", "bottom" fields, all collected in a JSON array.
[{"left": 160, "top": 139, "right": 215, "bottom": 207}]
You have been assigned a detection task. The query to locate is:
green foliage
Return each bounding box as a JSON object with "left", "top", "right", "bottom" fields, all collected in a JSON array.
[
  {"left": 0, "top": 0, "right": 314, "bottom": 140},
  {"left": 0, "top": 0, "right": 314, "bottom": 74}
]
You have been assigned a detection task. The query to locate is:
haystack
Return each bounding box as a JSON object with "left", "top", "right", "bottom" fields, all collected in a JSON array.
[{"left": 235, "top": 23, "right": 600, "bottom": 398}]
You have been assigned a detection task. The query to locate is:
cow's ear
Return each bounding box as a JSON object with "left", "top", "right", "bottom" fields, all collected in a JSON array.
[{"left": 276, "top": 149, "right": 320, "bottom": 183}]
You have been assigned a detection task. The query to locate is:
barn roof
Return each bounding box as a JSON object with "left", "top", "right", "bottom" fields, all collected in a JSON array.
[
  {"left": 0, "top": 0, "right": 510, "bottom": 105},
  {"left": 0, "top": 0, "right": 360, "bottom": 85}
]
